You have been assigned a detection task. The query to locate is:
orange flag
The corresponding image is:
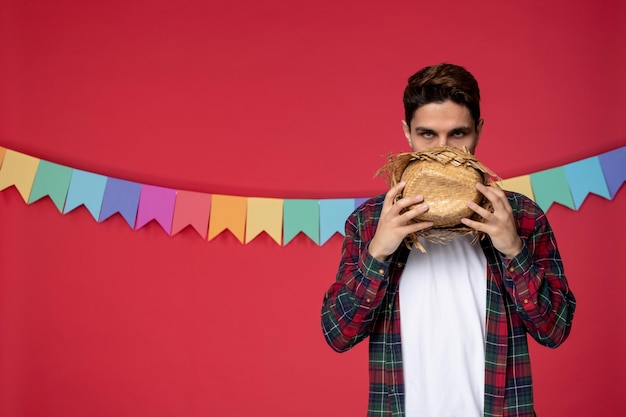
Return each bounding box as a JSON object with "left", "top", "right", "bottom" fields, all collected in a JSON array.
[
  {"left": 208, "top": 195, "right": 247, "bottom": 243},
  {"left": 0, "top": 146, "right": 6, "bottom": 168}
]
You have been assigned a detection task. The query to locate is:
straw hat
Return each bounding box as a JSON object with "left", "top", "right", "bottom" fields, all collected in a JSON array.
[{"left": 376, "top": 145, "right": 499, "bottom": 251}]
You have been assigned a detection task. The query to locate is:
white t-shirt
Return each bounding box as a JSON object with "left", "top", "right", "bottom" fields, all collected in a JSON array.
[{"left": 399, "top": 234, "right": 487, "bottom": 417}]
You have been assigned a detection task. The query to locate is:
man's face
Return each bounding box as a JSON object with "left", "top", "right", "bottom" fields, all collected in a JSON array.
[{"left": 402, "top": 100, "right": 483, "bottom": 153}]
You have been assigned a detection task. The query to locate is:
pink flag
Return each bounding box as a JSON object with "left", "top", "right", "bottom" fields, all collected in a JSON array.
[
  {"left": 172, "top": 190, "right": 212, "bottom": 239},
  {"left": 135, "top": 185, "right": 177, "bottom": 234}
]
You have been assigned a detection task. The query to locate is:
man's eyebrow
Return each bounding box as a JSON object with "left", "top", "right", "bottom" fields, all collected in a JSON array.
[
  {"left": 413, "top": 126, "right": 472, "bottom": 133},
  {"left": 413, "top": 126, "right": 436, "bottom": 132},
  {"left": 450, "top": 126, "right": 472, "bottom": 134}
]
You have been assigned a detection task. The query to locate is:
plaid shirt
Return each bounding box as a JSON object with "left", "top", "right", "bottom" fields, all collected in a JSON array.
[{"left": 321, "top": 191, "right": 576, "bottom": 417}]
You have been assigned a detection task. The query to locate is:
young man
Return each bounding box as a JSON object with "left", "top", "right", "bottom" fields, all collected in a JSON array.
[{"left": 321, "top": 63, "right": 576, "bottom": 417}]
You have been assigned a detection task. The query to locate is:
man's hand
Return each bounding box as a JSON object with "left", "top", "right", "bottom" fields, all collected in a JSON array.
[
  {"left": 368, "top": 182, "right": 434, "bottom": 262},
  {"left": 461, "top": 183, "right": 523, "bottom": 259}
]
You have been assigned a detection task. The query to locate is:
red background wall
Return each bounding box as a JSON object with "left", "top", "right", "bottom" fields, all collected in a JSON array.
[{"left": 1, "top": 0, "right": 625, "bottom": 416}]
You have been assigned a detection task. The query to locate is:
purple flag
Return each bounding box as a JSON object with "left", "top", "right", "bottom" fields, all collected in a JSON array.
[
  {"left": 598, "top": 146, "right": 626, "bottom": 198},
  {"left": 99, "top": 178, "right": 142, "bottom": 227}
]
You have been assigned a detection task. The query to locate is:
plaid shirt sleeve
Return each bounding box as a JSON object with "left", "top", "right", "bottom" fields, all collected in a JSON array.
[
  {"left": 321, "top": 195, "right": 391, "bottom": 353},
  {"left": 501, "top": 192, "right": 576, "bottom": 348}
]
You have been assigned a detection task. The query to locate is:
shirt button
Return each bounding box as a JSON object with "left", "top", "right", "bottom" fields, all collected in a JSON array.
[
  {"left": 378, "top": 269, "right": 385, "bottom": 275},
  {"left": 366, "top": 298, "right": 371, "bottom": 303},
  {"left": 397, "top": 262, "right": 404, "bottom": 267},
  {"left": 523, "top": 298, "right": 529, "bottom": 304},
  {"left": 508, "top": 266, "right": 515, "bottom": 273}
]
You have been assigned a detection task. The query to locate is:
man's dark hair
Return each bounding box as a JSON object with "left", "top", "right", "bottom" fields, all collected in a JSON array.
[{"left": 403, "top": 63, "right": 481, "bottom": 128}]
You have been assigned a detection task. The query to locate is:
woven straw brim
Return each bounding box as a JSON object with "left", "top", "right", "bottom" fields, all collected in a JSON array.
[{"left": 376, "top": 146, "right": 500, "bottom": 252}]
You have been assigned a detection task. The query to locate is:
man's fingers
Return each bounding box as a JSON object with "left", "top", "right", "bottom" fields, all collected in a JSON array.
[
  {"left": 461, "top": 217, "right": 484, "bottom": 231},
  {"left": 467, "top": 200, "right": 492, "bottom": 219},
  {"left": 399, "top": 203, "right": 429, "bottom": 222},
  {"left": 384, "top": 182, "right": 426, "bottom": 216},
  {"left": 476, "top": 183, "right": 508, "bottom": 212},
  {"left": 384, "top": 181, "right": 406, "bottom": 207},
  {"left": 396, "top": 196, "right": 425, "bottom": 212},
  {"left": 397, "top": 220, "right": 434, "bottom": 240}
]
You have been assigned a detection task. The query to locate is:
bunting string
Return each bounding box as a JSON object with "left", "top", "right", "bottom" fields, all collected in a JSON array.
[{"left": 0, "top": 145, "right": 624, "bottom": 245}]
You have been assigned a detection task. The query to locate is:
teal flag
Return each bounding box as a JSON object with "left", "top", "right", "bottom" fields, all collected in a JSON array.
[
  {"left": 530, "top": 167, "right": 575, "bottom": 213},
  {"left": 283, "top": 199, "right": 320, "bottom": 245},
  {"left": 28, "top": 161, "right": 73, "bottom": 212}
]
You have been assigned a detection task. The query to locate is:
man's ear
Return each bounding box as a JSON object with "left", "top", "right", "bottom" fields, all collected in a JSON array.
[
  {"left": 402, "top": 120, "right": 411, "bottom": 147},
  {"left": 476, "top": 119, "right": 484, "bottom": 138},
  {"left": 474, "top": 118, "right": 484, "bottom": 149}
]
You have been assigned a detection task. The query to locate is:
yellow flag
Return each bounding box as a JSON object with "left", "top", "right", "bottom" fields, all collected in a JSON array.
[
  {"left": 246, "top": 198, "right": 284, "bottom": 244},
  {"left": 499, "top": 175, "right": 535, "bottom": 201},
  {"left": 0, "top": 149, "right": 41, "bottom": 202}
]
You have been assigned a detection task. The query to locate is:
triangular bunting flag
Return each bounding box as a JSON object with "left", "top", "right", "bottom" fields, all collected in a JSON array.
[
  {"left": 135, "top": 185, "right": 177, "bottom": 234},
  {"left": 530, "top": 167, "right": 575, "bottom": 212},
  {"left": 499, "top": 175, "right": 535, "bottom": 201},
  {"left": 28, "top": 161, "right": 73, "bottom": 212},
  {"left": 246, "top": 197, "right": 284, "bottom": 244},
  {"left": 0, "top": 149, "right": 40, "bottom": 202},
  {"left": 598, "top": 146, "right": 626, "bottom": 198},
  {"left": 64, "top": 170, "right": 108, "bottom": 220},
  {"left": 564, "top": 157, "right": 611, "bottom": 209},
  {"left": 319, "top": 199, "right": 355, "bottom": 245},
  {"left": 0, "top": 146, "right": 6, "bottom": 168},
  {"left": 99, "top": 178, "right": 142, "bottom": 227},
  {"left": 283, "top": 199, "right": 320, "bottom": 245},
  {"left": 172, "top": 190, "right": 212, "bottom": 239},
  {"left": 208, "top": 195, "right": 247, "bottom": 243}
]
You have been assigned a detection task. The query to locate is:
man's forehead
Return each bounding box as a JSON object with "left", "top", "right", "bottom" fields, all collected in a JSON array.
[{"left": 410, "top": 101, "right": 474, "bottom": 126}]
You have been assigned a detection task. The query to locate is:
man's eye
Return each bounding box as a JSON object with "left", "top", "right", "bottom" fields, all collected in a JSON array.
[
  {"left": 452, "top": 131, "right": 465, "bottom": 138},
  {"left": 421, "top": 132, "right": 434, "bottom": 139}
]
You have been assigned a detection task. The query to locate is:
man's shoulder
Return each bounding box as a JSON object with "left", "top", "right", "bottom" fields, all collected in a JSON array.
[
  {"left": 355, "top": 193, "right": 385, "bottom": 210},
  {"left": 504, "top": 189, "right": 539, "bottom": 207},
  {"left": 503, "top": 189, "right": 546, "bottom": 219},
  {"left": 349, "top": 193, "right": 385, "bottom": 222}
]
